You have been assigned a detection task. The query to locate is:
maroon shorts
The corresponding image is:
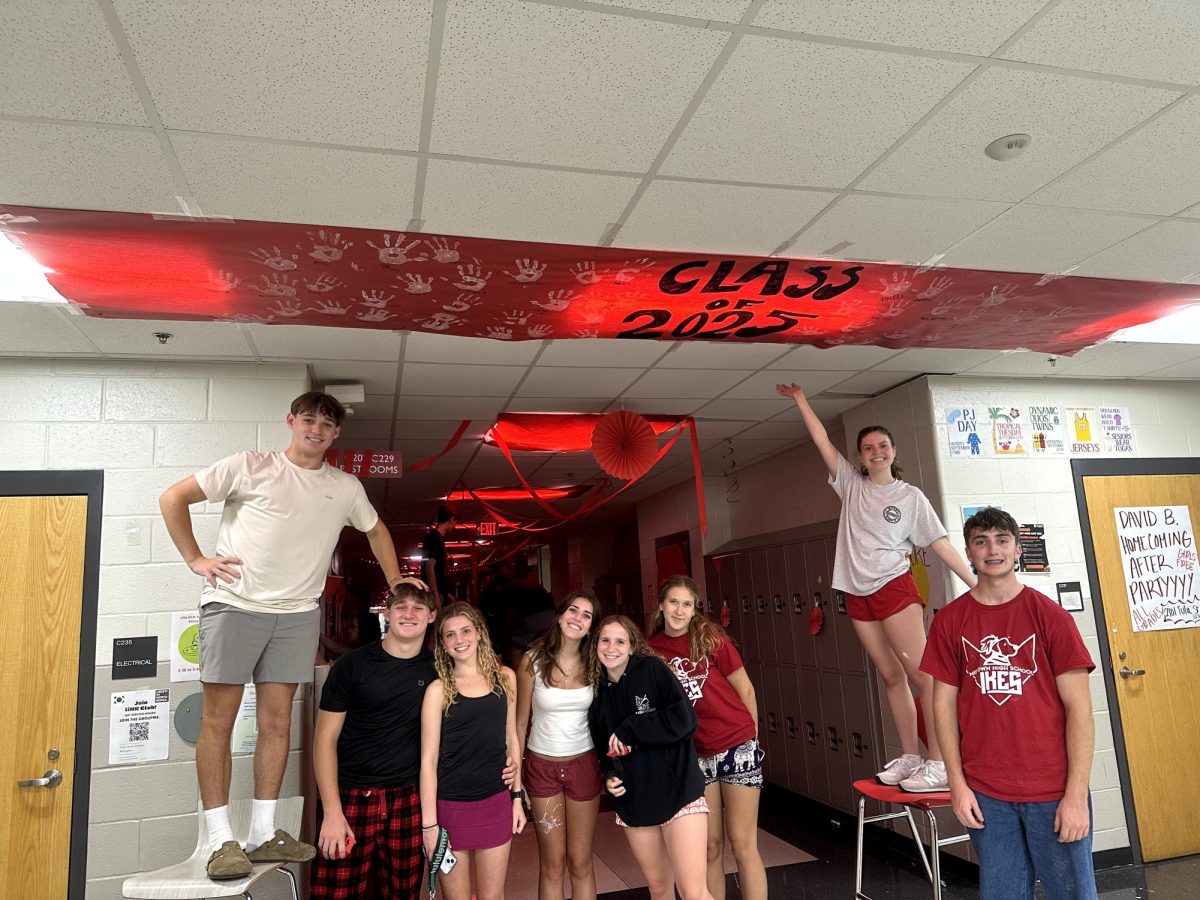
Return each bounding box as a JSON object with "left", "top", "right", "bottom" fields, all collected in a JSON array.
[
  {"left": 523, "top": 750, "right": 602, "bottom": 802},
  {"left": 846, "top": 572, "right": 923, "bottom": 622},
  {"left": 309, "top": 783, "right": 421, "bottom": 900},
  {"left": 438, "top": 790, "right": 512, "bottom": 851}
]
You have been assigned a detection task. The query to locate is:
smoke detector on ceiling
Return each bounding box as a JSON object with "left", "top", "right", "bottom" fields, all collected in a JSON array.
[{"left": 984, "top": 133, "right": 1032, "bottom": 161}]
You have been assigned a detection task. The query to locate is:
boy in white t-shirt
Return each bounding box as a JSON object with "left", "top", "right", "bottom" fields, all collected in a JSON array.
[{"left": 160, "top": 391, "right": 405, "bottom": 880}]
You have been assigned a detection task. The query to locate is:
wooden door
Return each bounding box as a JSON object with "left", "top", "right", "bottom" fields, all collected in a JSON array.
[
  {"left": 1082, "top": 472, "right": 1200, "bottom": 862},
  {"left": 0, "top": 493, "right": 91, "bottom": 898}
]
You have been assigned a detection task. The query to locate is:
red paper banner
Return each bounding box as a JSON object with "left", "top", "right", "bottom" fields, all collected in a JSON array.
[{"left": 3, "top": 205, "right": 1195, "bottom": 355}]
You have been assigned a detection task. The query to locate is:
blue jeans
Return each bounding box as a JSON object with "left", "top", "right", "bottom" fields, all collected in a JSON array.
[{"left": 968, "top": 790, "right": 1098, "bottom": 900}]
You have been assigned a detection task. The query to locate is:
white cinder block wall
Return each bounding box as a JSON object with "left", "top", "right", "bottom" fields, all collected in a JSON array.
[{"left": 0, "top": 358, "right": 309, "bottom": 900}]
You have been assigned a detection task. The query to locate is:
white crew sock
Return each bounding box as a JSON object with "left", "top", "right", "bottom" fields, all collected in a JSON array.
[
  {"left": 246, "top": 798, "right": 278, "bottom": 850},
  {"left": 204, "top": 806, "right": 236, "bottom": 854}
]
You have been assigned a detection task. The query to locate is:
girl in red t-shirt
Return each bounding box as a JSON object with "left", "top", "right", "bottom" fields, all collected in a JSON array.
[{"left": 648, "top": 576, "right": 766, "bottom": 900}]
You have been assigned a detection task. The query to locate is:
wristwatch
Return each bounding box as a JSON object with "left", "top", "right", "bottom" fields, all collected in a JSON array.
[{"left": 510, "top": 789, "right": 526, "bottom": 802}]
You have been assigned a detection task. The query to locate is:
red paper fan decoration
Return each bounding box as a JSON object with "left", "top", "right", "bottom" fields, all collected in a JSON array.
[{"left": 591, "top": 410, "right": 659, "bottom": 481}]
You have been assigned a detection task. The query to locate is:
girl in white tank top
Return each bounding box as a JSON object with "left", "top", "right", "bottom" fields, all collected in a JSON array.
[{"left": 515, "top": 590, "right": 601, "bottom": 900}]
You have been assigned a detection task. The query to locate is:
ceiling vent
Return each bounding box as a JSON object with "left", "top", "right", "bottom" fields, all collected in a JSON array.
[{"left": 984, "top": 133, "right": 1032, "bottom": 161}]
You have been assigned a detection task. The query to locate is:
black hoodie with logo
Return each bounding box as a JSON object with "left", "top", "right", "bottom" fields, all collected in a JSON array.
[{"left": 588, "top": 653, "right": 704, "bottom": 827}]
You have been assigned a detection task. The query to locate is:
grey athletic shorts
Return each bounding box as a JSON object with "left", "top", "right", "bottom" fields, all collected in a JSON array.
[{"left": 198, "top": 601, "right": 319, "bottom": 684}]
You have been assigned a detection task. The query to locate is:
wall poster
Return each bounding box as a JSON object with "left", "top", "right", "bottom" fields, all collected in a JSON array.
[
  {"left": 1099, "top": 406, "right": 1135, "bottom": 455},
  {"left": 1114, "top": 505, "right": 1200, "bottom": 632},
  {"left": 988, "top": 405, "right": 1026, "bottom": 456},
  {"left": 945, "top": 407, "right": 984, "bottom": 458},
  {"left": 1065, "top": 407, "right": 1102, "bottom": 455},
  {"left": 1027, "top": 404, "right": 1066, "bottom": 455},
  {"left": 109, "top": 689, "right": 170, "bottom": 765}
]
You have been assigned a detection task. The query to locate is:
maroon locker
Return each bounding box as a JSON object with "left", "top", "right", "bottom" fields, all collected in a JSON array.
[
  {"left": 828, "top": 536, "right": 868, "bottom": 675},
  {"left": 819, "top": 670, "right": 854, "bottom": 813},
  {"left": 759, "top": 663, "right": 789, "bottom": 788},
  {"left": 743, "top": 660, "right": 766, "bottom": 748},
  {"left": 781, "top": 667, "right": 808, "bottom": 797},
  {"left": 735, "top": 553, "right": 760, "bottom": 662},
  {"left": 784, "top": 543, "right": 817, "bottom": 669},
  {"left": 703, "top": 556, "right": 720, "bottom": 618},
  {"left": 749, "top": 548, "right": 772, "bottom": 663},
  {"left": 765, "top": 545, "right": 789, "bottom": 664},
  {"left": 842, "top": 673, "right": 882, "bottom": 803},
  {"left": 796, "top": 666, "right": 828, "bottom": 805},
  {"left": 718, "top": 554, "right": 741, "bottom": 647},
  {"left": 804, "top": 540, "right": 840, "bottom": 671}
]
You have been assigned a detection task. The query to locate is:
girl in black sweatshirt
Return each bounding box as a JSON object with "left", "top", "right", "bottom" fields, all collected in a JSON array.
[{"left": 588, "top": 615, "right": 714, "bottom": 900}]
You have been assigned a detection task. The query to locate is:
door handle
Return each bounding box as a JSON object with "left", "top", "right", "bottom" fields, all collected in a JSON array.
[
  {"left": 18, "top": 768, "right": 63, "bottom": 789},
  {"left": 1119, "top": 665, "right": 1146, "bottom": 679}
]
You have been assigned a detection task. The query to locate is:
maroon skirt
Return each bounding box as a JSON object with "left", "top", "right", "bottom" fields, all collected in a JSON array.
[{"left": 437, "top": 790, "right": 512, "bottom": 850}]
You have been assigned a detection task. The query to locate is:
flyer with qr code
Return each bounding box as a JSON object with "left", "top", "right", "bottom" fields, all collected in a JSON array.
[{"left": 109, "top": 688, "right": 170, "bottom": 765}]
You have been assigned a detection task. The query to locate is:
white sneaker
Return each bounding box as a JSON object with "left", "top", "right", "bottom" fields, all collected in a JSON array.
[
  {"left": 900, "top": 759, "right": 949, "bottom": 793},
  {"left": 876, "top": 754, "right": 923, "bottom": 785}
]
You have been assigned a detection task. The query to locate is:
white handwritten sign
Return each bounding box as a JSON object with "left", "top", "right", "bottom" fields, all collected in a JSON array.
[{"left": 1114, "top": 505, "right": 1200, "bottom": 632}]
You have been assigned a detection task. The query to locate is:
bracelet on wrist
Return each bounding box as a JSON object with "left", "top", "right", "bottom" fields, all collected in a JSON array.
[{"left": 421, "top": 823, "right": 439, "bottom": 831}]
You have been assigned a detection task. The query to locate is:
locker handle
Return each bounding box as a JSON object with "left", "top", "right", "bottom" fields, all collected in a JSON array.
[
  {"left": 767, "top": 711, "right": 779, "bottom": 734},
  {"left": 786, "top": 716, "right": 797, "bottom": 739},
  {"left": 773, "top": 593, "right": 784, "bottom": 613},
  {"left": 836, "top": 591, "right": 848, "bottom": 615},
  {"left": 805, "top": 721, "right": 818, "bottom": 744},
  {"left": 827, "top": 725, "right": 841, "bottom": 751},
  {"left": 792, "top": 592, "right": 805, "bottom": 612},
  {"left": 852, "top": 731, "right": 866, "bottom": 758},
  {"left": 756, "top": 594, "right": 766, "bottom": 613}
]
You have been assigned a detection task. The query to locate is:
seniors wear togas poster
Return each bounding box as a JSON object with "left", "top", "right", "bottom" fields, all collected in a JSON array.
[
  {"left": 1100, "top": 406, "right": 1135, "bottom": 455},
  {"left": 1114, "top": 505, "right": 1200, "bottom": 632}
]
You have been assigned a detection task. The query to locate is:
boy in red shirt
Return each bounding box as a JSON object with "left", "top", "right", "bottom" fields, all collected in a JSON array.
[{"left": 921, "top": 508, "right": 1098, "bottom": 900}]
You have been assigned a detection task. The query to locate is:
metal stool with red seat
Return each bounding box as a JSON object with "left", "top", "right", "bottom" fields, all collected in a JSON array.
[{"left": 853, "top": 778, "right": 970, "bottom": 900}]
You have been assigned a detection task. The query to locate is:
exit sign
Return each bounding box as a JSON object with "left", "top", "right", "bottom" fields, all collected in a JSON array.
[
  {"left": 325, "top": 449, "right": 403, "bottom": 478},
  {"left": 478, "top": 521, "right": 498, "bottom": 536}
]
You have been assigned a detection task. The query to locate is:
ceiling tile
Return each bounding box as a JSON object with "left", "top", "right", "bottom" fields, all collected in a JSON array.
[
  {"left": 0, "top": 121, "right": 178, "bottom": 213},
  {"left": 792, "top": 194, "right": 1009, "bottom": 265},
  {"left": 613, "top": 398, "right": 706, "bottom": 416},
  {"left": 1048, "top": 342, "right": 1196, "bottom": 377},
  {"left": 341, "top": 393, "right": 397, "bottom": 421},
  {"left": 0, "top": 304, "right": 98, "bottom": 355},
  {"left": 404, "top": 332, "right": 541, "bottom": 365},
  {"left": 657, "top": 341, "right": 793, "bottom": 369},
  {"left": 939, "top": 205, "right": 1151, "bottom": 275},
  {"left": 69, "top": 316, "right": 257, "bottom": 357},
  {"left": 824, "top": 369, "right": 923, "bottom": 395},
  {"left": 1071, "top": 219, "right": 1200, "bottom": 282},
  {"left": 393, "top": 395, "right": 507, "bottom": 421},
  {"left": 506, "top": 398, "right": 612, "bottom": 413},
  {"left": 114, "top": 0, "right": 431, "bottom": 147},
  {"left": 858, "top": 67, "right": 1179, "bottom": 201},
  {"left": 1, "top": 0, "right": 147, "bottom": 124},
  {"left": 690, "top": 419, "right": 758, "bottom": 439},
  {"left": 517, "top": 367, "right": 645, "bottom": 398},
  {"left": 662, "top": 35, "right": 975, "bottom": 186},
  {"left": 1001, "top": 0, "right": 1200, "bottom": 86},
  {"left": 310, "top": 359, "right": 399, "bottom": 394},
  {"left": 432, "top": 0, "right": 727, "bottom": 169},
  {"left": 585, "top": 0, "right": 753, "bottom": 22},
  {"left": 736, "top": 418, "right": 806, "bottom": 440},
  {"left": 691, "top": 397, "right": 791, "bottom": 420},
  {"left": 872, "top": 348, "right": 1005, "bottom": 372},
  {"left": 172, "top": 134, "right": 417, "bottom": 228},
  {"left": 958, "top": 343, "right": 1122, "bottom": 375},
  {"left": 768, "top": 344, "right": 900, "bottom": 370},
  {"left": 722, "top": 369, "right": 844, "bottom": 399},
  {"left": 621, "top": 367, "right": 753, "bottom": 398},
  {"left": 332, "top": 420, "right": 393, "bottom": 443},
  {"left": 1143, "top": 357, "right": 1200, "bottom": 378},
  {"left": 536, "top": 338, "right": 670, "bottom": 368},
  {"left": 1028, "top": 97, "right": 1200, "bottom": 216},
  {"left": 755, "top": 0, "right": 1048, "bottom": 55},
  {"left": 246, "top": 322, "right": 402, "bottom": 361},
  {"left": 401, "top": 362, "right": 526, "bottom": 397},
  {"left": 422, "top": 159, "right": 638, "bottom": 246},
  {"left": 620, "top": 181, "right": 836, "bottom": 255}
]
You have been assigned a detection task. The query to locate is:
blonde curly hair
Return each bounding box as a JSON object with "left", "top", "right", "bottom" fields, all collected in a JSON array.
[{"left": 433, "top": 601, "right": 512, "bottom": 711}]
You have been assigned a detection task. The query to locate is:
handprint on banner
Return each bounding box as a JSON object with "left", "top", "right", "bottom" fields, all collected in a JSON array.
[
  {"left": 306, "top": 274, "right": 342, "bottom": 294},
  {"left": 570, "top": 261, "right": 600, "bottom": 285},
  {"left": 313, "top": 299, "right": 351, "bottom": 315},
  {"left": 878, "top": 271, "right": 913, "bottom": 299},
  {"left": 442, "top": 293, "right": 481, "bottom": 313},
  {"left": 367, "top": 233, "right": 427, "bottom": 267},
  {"left": 357, "top": 308, "right": 395, "bottom": 322},
  {"left": 503, "top": 258, "right": 547, "bottom": 283},
  {"left": 270, "top": 299, "right": 305, "bottom": 318},
  {"left": 425, "top": 237, "right": 461, "bottom": 264},
  {"left": 885, "top": 329, "right": 915, "bottom": 340},
  {"left": 1045, "top": 305, "right": 1076, "bottom": 321},
  {"left": 615, "top": 257, "right": 654, "bottom": 285},
  {"left": 1035, "top": 267, "right": 1076, "bottom": 286},
  {"left": 882, "top": 295, "right": 913, "bottom": 318},
  {"left": 307, "top": 230, "right": 352, "bottom": 264},
  {"left": 217, "top": 270, "right": 241, "bottom": 292},
  {"left": 930, "top": 296, "right": 965, "bottom": 317},
  {"left": 449, "top": 260, "right": 493, "bottom": 292},
  {"left": 503, "top": 309, "right": 532, "bottom": 325},
  {"left": 916, "top": 275, "right": 953, "bottom": 301},
  {"left": 255, "top": 273, "right": 299, "bottom": 297},
  {"left": 361, "top": 290, "right": 395, "bottom": 309},
  {"left": 250, "top": 246, "right": 299, "bottom": 271},
  {"left": 0, "top": 213, "right": 38, "bottom": 225},
  {"left": 527, "top": 323, "right": 553, "bottom": 338},
  {"left": 573, "top": 328, "right": 599, "bottom": 339},
  {"left": 421, "top": 312, "right": 463, "bottom": 332},
  {"left": 400, "top": 273, "right": 434, "bottom": 294},
  {"left": 484, "top": 325, "right": 514, "bottom": 340},
  {"left": 532, "top": 289, "right": 575, "bottom": 312},
  {"left": 979, "top": 283, "right": 1017, "bottom": 307}
]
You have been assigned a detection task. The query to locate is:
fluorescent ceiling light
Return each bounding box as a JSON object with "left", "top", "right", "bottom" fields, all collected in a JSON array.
[
  {"left": 1108, "top": 303, "right": 1200, "bottom": 344},
  {"left": 0, "top": 235, "right": 68, "bottom": 304}
]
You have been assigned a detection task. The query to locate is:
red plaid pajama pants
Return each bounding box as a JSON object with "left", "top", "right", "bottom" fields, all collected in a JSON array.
[{"left": 309, "top": 783, "right": 423, "bottom": 900}]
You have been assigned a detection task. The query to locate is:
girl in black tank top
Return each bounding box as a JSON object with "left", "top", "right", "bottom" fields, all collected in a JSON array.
[{"left": 420, "top": 602, "right": 526, "bottom": 900}]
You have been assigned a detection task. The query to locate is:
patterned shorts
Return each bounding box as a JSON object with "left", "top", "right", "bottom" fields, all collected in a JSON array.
[
  {"left": 616, "top": 796, "right": 709, "bottom": 828},
  {"left": 309, "top": 783, "right": 422, "bottom": 900},
  {"left": 698, "top": 738, "right": 765, "bottom": 788}
]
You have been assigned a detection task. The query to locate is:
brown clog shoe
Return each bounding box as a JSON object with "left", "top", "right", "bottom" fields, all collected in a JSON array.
[
  {"left": 245, "top": 829, "right": 317, "bottom": 863},
  {"left": 207, "top": 841, "right": 252, "bottom": 880}
]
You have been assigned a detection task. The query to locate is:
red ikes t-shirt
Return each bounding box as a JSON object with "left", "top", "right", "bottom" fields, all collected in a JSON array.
[
  {"left": 648, "top": 630, "right": 757, "bottom": 757},
  {"left": 921, "top": 587, "right": 1095, "bottom": 802}
]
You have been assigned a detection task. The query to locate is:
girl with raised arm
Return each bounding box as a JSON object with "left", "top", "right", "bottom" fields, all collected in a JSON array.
[
  {"left": 420, "top": 602, "right": 526, "bottom": 900},
  {"left": 775, "top": 383, "right": 976, "bottom": 793},
  {"left": 589, "top": 615, "right": 714, "bottom": 900},
  {"left": 649, "top": 576, "right": 766, "bottom": 900},
  {"left": 515, "top": 590, "right": 603, "bottom": 900}
]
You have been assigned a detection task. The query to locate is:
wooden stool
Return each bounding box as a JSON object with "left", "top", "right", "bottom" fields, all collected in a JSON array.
[{"left": 853, "top": 779, "right": 970, "bottom": 900}]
